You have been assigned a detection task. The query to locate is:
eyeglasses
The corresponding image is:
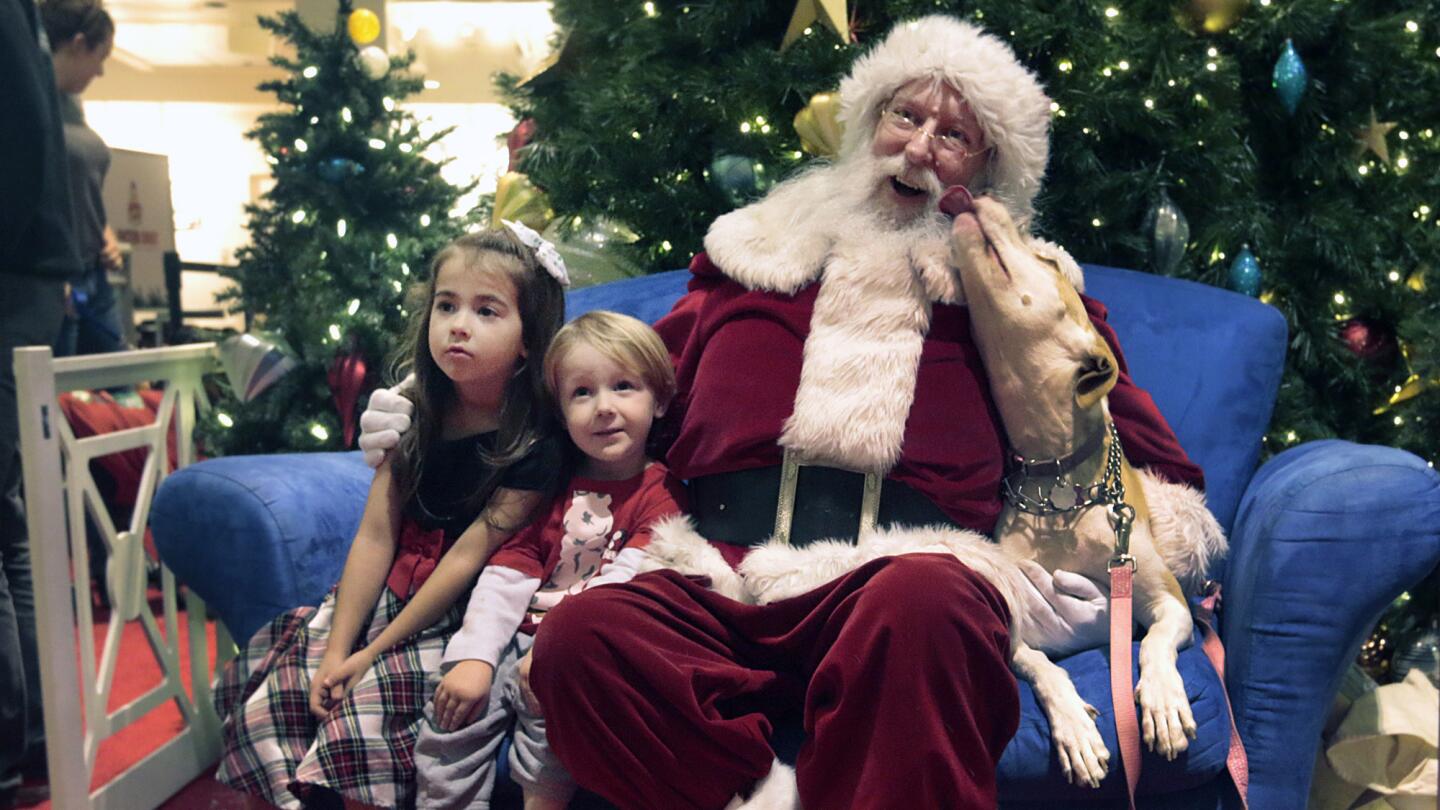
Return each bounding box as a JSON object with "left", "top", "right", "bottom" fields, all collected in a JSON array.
[{"left": 880, "top": 105, "right": 990, "bottom": 160}]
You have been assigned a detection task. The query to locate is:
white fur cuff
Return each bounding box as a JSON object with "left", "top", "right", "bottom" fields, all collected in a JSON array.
[{"left": 639, "top": 515, "right": 752, "bottom": 603}]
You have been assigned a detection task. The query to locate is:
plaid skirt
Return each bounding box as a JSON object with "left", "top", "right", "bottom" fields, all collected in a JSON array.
[{"left": 214, "top": 587, "right": 462, "bottom": 809}]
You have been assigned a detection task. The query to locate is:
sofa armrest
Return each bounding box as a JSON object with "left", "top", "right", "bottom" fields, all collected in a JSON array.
[
  {"left": 151, "top": 451, "right": 373, "bottom": 641},
  {"left": 1221, "top": 439, "right": 1440, "bottom": 808}
]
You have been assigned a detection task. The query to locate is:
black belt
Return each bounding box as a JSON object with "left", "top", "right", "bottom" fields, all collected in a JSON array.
[{"left": 689, "top": 463, "right": 957, "bottom": 548}]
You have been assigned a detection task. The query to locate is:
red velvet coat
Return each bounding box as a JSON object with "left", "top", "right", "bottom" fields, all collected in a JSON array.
[{"left": 652, "top": 253, "right": 1204, "bottom": 536}]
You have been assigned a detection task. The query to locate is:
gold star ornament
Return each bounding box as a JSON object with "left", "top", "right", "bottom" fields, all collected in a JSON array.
[
  {"left": 781, "top": 0, "right": 849, "bottom": 51},
  {"left": 1354, "top": 108, "right": 1398, "bottom": 164}
]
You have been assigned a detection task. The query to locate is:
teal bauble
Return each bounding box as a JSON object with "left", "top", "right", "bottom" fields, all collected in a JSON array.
[
  {"left": 1228, "top": 246, "right": 1262, "bottom": 296},
  {"left": 1272, "top": 39, "right": 1308, "bottom": 116},
  {"left": 318, "top": 157, "right": 365, "bottom": 183}
]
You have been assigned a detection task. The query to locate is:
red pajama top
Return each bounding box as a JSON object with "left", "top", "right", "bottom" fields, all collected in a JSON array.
[
  {"left": 652, "top": 253, "right": 1204, "bottom": 537},
  {"left": 441, "top": 463, "right": 688, "bottom": 668}
]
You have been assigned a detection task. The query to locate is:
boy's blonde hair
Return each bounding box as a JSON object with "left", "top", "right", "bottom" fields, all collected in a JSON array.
[{"left": 544, "top": 311, "right": 676, "bottom": 409}]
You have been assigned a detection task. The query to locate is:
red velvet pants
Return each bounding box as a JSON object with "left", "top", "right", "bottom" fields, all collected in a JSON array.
[{"left": 530, "top": 553, "right": 1019, "bottom": 810}]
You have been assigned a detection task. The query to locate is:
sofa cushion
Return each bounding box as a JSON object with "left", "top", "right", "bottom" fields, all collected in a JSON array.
[
  {"left": 997, "top": 635, "right": 1232, "bottom": 800},
  {"left": 1082, "top": 265, "right": 1287, "bottom": 539}
]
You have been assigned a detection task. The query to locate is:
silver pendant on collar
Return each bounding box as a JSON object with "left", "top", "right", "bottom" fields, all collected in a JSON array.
[{"left": 1048, "top": 481, "right": 1079, "bottom": 510}]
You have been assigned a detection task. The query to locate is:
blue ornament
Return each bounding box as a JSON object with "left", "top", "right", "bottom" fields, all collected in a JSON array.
[
  {"left": 709, "top": 154, "right": 771, "bottom": 207},
  {"left": 1228, "top": 246, "right": 1262, "bottom": 296},
  {"left": 1272, "top": 39, "right": 1308, "bottom": 117},
  {"left": 318, "top": 157, "right": 366, "bottom": 183}
]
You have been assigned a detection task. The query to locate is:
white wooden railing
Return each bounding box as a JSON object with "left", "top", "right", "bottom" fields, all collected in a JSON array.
[{"left": 14, "top": 344, "right": 231, "bottom": 810}]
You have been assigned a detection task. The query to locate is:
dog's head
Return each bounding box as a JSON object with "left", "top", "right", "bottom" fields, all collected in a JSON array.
[{"left": 948, "top": 195, "right": 1118, "bottom": 424}]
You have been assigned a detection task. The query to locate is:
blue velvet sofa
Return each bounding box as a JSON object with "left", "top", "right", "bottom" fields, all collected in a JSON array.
[{"left": 152, "top": 265, "right": 1440, "bottom": 809}]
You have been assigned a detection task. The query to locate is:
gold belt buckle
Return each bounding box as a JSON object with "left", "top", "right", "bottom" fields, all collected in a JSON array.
[{"left": 774, "top": 447, "right": 883, "bottom": 545}]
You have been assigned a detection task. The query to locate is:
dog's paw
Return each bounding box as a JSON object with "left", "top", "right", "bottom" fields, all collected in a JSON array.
[
  {"left": 1136, "top": 665, "right": 1197, "bottom": 761},
  {"left": 1050, "top": 699, "right": 1110, "bottom": 788}
]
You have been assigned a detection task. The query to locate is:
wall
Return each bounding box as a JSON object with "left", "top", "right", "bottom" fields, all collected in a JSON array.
[
  {"left": 84, "top": 100, "right": 517, "bottom": 265},
  {"left": 83, "top": 0, "right": 555, "bottom": 265}
]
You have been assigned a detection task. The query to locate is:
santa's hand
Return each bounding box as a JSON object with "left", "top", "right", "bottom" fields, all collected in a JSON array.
[
  {"left": 1015, "top": 559, "right": 1109, "bottom": 656},
  {"left": 358, "top": 375, "right": 415, "bottom": 467}
]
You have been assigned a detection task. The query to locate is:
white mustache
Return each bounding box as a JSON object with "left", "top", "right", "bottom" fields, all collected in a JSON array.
[{"left": 875, "top": 153, "right": 945, "bottom": 199}]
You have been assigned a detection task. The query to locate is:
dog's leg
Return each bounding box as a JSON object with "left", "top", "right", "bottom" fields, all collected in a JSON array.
[
  {"left": 1011, "top": 642, "right": 1109, "bottom": 788},
  {"left": 1133, "top": 547, "right": 1198, "bottom": 760}
]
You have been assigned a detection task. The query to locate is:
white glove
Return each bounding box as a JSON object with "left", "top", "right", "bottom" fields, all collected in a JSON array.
[
  {"left": 358, "top": 374, "right": 415, "bottom": 468},
  {"left": 1015, "top": 559, "right": 1110, "bottom": 657}
]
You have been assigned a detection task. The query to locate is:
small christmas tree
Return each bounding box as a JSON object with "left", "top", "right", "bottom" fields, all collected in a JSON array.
[{"left": 210, "top": 1, "right": 471, "bottom": 454}]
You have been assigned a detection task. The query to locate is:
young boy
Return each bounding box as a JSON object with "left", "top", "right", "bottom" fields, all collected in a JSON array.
[{"left": 413, "top": 310, "right": 688, "bottom": 810}]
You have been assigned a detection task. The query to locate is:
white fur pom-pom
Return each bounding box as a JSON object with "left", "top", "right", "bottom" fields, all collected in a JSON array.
[{"left": 1139, "top": 470, "right": 1228, "bottom": 594}]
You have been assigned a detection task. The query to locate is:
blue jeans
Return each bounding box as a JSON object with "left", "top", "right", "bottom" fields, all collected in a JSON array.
[
  {"left": 0, "top": 274, "right": 64, "bottom": 796},
  {"left": 55, "top": 264, "right": 124, "bottom": 357}
]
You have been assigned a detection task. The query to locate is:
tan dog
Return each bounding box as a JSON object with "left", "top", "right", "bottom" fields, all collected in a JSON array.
[{"left": 948, "top": 193, "right": 1216, "bottom": 789}]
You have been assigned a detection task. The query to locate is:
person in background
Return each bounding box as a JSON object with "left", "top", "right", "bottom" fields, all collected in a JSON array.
[
  {"left": 0, "top": 0, "right": 86, "bottom": 805},
  {"left": 39, "top": 0, "right": 126, "bottom": 356}
]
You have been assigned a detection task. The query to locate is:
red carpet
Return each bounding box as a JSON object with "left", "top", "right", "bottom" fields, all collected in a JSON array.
[
  {"left": 22, "top": 596, "right": 225, "bottom": 810},
  {"left": 18, "top": 599, "right": 376, "bottom": 810}
]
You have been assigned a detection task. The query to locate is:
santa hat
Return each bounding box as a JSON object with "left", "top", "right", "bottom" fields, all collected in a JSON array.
[{"left": 838, "top": 15, "right": 1052, "bottom": 230}]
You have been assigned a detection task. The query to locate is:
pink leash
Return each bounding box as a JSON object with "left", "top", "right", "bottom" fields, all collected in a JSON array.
[
  {"left": 1109, "top": 562, "right": 1142, "bottom": 810},
  {"left": 1196, "top": 585, "right": 1251, "bottom": 808},
  {"left": 1108, "top": 574, "right": 1251, "bottom": 809}
]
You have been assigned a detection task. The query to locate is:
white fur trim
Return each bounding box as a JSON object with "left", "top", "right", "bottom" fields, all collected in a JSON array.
[
  {"left": 778, "top": 237, "right": 933, "bottom": 473},
  {"left": 724, "top": 760, "right": 799, "bottom": 810},
  {"left": 1026, "top": 235, "right": 1085, "bottom": 293},
  {"left": 840, "top": 16, "right": 1052, "bottom": 231},
  {"left": 704, "top": 169, "right": 842, "bottom": 295},
  {"left": 1137, "top": 470, "right": 1228, "bottom": 594},
  {"left": 738, "top": 537, "right": 874, "bottom": 605},
  {"left": 739, "top": 524, "right": 1028, "bottom": 641},
  {"left": 638, "top": 515, "right": 752, "bottom": 603}
]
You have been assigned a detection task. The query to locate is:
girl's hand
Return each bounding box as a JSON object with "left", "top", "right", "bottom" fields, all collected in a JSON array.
[
  {"left": 517, "top": 650, "right": 541, "bottom": 714},
  {"left": 309, "top": 651, "right": 347, "bottom": 719},
  {"left": 311, "top": 649, "right": 376, "bottom": 719},
  {"left": 433, "top": 659, "right": 495, "bottom": 731}
]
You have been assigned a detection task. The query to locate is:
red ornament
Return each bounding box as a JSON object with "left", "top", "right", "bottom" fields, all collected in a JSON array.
[
  {"left": 507, "top": 118, "right": 536, "bottom": 173},
  {"left": 328, "top": 348, "right": 369, "bottom": 447},
  {"left": 1339, "top": 319, "right": 1397, "bottom": 362}
]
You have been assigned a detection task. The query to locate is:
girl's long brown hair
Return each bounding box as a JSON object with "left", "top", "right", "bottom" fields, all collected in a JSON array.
[{"left": 389, "top": 228, "right": 566, "bottom": 523}]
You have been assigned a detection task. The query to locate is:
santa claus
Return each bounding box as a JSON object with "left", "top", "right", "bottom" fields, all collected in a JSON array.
[{"left": 360, "top": 14, "right": 1204, "bottom": 810}]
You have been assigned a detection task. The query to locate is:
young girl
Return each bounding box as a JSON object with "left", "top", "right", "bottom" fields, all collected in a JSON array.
[
  {"left": 214, "top": 224, "right": 568, "bottom": 810},
  {"left": 411, "top": 311, "right": 689, "bottom": 810}
]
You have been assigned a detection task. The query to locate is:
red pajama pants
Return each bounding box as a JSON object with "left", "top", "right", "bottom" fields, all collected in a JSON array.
[{"left": 530, "top": 553, "right": 1019, "bottom": 810}]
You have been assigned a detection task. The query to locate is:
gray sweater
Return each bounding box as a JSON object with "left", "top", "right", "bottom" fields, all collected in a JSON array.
[{"left": 61, "top": 94, "right": 111, "bottom": 269}]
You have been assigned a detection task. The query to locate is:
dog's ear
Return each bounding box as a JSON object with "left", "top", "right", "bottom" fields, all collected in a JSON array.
[{"left": 1074, "top": 341, "right": 1119, "bottom": 409}]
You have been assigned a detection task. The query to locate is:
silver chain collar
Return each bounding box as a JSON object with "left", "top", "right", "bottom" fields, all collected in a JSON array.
[{"left": 1002, "top": 420, "right": 1137, "bottom": 560}]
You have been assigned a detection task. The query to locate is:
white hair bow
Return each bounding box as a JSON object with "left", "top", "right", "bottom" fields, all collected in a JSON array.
[{"left": 502, "top": 219, "right": 570, "bottom": 288}]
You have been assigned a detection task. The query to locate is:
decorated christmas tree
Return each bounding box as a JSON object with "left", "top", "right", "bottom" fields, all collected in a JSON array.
[
  {"left": 209, "top": 2, "right": 471, "bottom": 454},
  {"left": 500, "top": 0, "right": 1438, "bottom": 681}
]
